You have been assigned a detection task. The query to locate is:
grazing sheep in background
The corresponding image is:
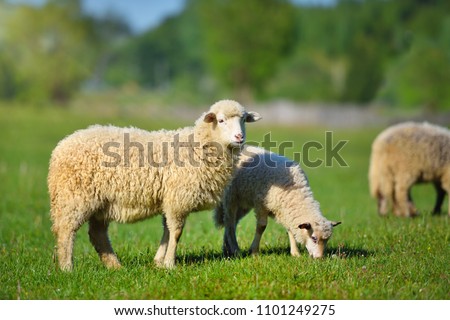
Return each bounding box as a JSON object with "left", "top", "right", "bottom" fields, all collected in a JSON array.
[
  {"left": 369, "top": 121, "right": 450, "bottom": 217},
  {"left": 48, "top": 100, "right": 261, "bottom": 270},
  {"left": 214, "top": 145, "right": 340, "bottom": 258}
]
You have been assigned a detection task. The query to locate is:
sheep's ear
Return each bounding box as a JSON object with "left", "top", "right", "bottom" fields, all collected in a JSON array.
[
  {"left": 204, "top": 112, "right": 217, "bottom": 123},
  {"left": 331, "top": 221, "right": 341, "bottom": 227},
  {"left": 245, "top": 111, "right": 262, "bottom": 123},
  {"left": 299, "top": 223, "right": 311, "bottom": 230}
]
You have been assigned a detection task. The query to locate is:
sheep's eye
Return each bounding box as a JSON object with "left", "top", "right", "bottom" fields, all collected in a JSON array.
[
  {"left": 311, "top": 236, "right": 318, "bottom": 243},
  {"left": 218, "top": 119, "right": 225, "bottom": 123}
]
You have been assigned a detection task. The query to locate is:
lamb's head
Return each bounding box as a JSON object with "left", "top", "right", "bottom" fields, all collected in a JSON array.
[
  {"left": 297, "top": 219, "right": 341, "bottom": 259},
  {"left": 196, "top": 100, "right": 261, "bottom": 148}
]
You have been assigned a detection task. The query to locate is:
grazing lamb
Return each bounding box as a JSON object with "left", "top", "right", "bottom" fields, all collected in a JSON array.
[
  {"left": 369, "top": 121, "right": 450, "bottom": 217},
  {"left": 214, "top": 145, "right": 340, "bottom": 259},
  {"left": 48, "top": 100, "right": 261, "bottom": 270}
]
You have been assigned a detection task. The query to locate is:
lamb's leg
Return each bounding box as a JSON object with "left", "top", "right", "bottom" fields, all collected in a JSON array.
[
  {"left": 162, "top": 214, "right": 185, "bottom": 269},
  {"left": 433, "top": 183, "right": 446, "bottom": 215},
  {"left": 223, "top": 205, "right": 241, "bottom": 257},
  {"left": 287, "top": 230, "right": 301, "bottom": 257},
  {"left": 88, "top": 218, "right": 121, "bottom": 269},
  {"left": 154, "top": 216, "right": 170, "bottom": 267},
  {"left": 249, "top": 210, "right": 268, "bottom": 255}
]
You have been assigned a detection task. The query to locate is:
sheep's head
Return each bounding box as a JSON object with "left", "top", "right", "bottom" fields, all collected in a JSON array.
[
  {"left": 199, "top": 100, "right": 261, "bottom": 148},
  {"left": 297, "top": 220, "right": 341, "bottom": 258}
]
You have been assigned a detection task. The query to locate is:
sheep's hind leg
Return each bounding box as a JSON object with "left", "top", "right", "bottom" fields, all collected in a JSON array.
[
  {"left": 88, "top": 217, "right": 121, "bottom": 269},
  {"left": 394, "top": 179, "right": 417, "bottom": 217},
  {"left": 52, "top": 213, "right": 84, "bottom": 272},
  {"left": 223, "top": 206, "right": 241, "bottom": 257},
  {"left": 154, "top": 216, "right": 170, "bottom": 267},
  {"left": 249, "top": 210, "right": 268, "bottom": 255},
  {"left": 376, "top": 191, "right": 389, "bottom": 216}
]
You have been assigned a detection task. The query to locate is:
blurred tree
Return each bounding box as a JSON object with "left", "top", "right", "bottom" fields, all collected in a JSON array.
[
  {"left": 378, "top": 40, "right": 450, "bottom": 110},
  {"left": 341, "top": 34, "right": 385, "bottom": 103},
  {"left": 337, "top": 0, "right": 395, "bottom": 103},
  {"left": 0, "top": 52, "right": 17, "bottom": 100},
  {"left": 0, "top": 1, "right": 17, "bottom": 100},
  {"left": 105, "top": 2, "right": 204, "bottom": 89},
  {"left": 2, "top": 0, "right": 99, "bottom": 104},
  {"left": 266, "top": 48, "right": 341, "bottom": 101},
  {"left": 376, "top": 0, "right": 450, "bottom": 110},
  {"left": 198, "top": 0, "right": 297, "bottom": 101}
]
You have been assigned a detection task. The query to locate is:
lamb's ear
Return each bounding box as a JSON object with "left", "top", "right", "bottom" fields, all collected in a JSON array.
[
  {"left": 245, "top": 111, "right": 262, "bottom": 123},
  {"left": 299, "top": 223, "right": 311, "bottom": 230},
  {"left": 331, "top": 221, "right": 341, "bottom": 227},
  {"left": 204, "top": 112, "right": 217, "bottom": 123}
]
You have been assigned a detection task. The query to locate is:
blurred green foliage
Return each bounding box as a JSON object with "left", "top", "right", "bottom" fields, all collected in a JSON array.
[
  {"left": 1, "top": 0, "right": 96, "bottom": 103},
  {"left": 0, "top": 0, "right": 449, "bottom": 110},
  {"left": 0, "top": 0, "right": 129, "bottom": 104}
]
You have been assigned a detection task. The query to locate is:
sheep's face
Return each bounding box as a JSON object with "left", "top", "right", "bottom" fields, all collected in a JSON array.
[
  {"left": 203, "top": 110, "right": 261, "bottom": 148},
  {"left": 297, "top": 221, "right": 341, "bottom": 259}
]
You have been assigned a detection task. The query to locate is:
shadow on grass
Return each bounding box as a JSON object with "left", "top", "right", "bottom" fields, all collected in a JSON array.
[
  {"left": 178, "top": 250, "right": 225, "bottom": 266},
  {"left": 260, "top": 244, "right": 374, "bottom": 259},
  {"left": 175, "top": 244, "right": 375, "bottom": 266},
  {"left": 325, "top": 245, "right": 374, "bottom": 259}
]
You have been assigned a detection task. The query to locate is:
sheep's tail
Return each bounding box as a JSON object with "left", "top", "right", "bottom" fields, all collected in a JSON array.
[
  {"left": 213, "top": 202, "right": 225, "bottom": 229},
  {"left": 368, "top": 153, "right": 380, "bottom": 199},
  {"left": 368, "top": 145, "right": 393, "bottom": 199}
]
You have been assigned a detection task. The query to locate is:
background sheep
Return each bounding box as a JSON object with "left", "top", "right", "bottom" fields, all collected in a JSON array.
[
  {"left": 214, "top": 145, "right": 340, "bottom": 259},
  {"left": 48, "top": 100, "right": 261, "bottom": 270},
  {"left": 369, "top": 121, "right": 450, "bottom": 217}
]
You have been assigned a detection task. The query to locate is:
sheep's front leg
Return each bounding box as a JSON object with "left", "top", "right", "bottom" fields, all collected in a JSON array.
[
  {"left": 249, "top": 210, "right": 268, "bottom": 255},
  {"left": 441, "top": 177, "right": 450, "bottom": 216},
  {"left": 287, "top": 229, "right": 301, "bottom": 257},
  {"left": 162, "top": 215, "right": 185, "bottom": 269},
  {"left": 154, "top": 216, "right": 170, "bottom": 267},
  {"left": 377, "top": 192, "right": 389, "bottom": 216},
  {"left": 433, "top": 183, "right": 446, "bottom": 215}
]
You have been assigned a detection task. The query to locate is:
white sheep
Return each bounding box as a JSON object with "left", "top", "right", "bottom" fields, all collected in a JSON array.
[
  {"left": 369, "top": 121, "right": 450, "bottom": 217},
  {"left": 48, "top": 100, "right": 261, "bottom": 270},
  {"left": 214, "top": 145, "right": 340, "bottom": 258}
]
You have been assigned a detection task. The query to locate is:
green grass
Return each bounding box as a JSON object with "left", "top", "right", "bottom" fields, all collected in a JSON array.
[{"left": 0, "top": 105, "right": 448, "bottom": 300}]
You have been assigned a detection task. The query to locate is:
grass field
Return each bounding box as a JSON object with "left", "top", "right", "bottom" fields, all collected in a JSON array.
[{"left": 0, "top": 105, "right": 448, "bottom": 300}]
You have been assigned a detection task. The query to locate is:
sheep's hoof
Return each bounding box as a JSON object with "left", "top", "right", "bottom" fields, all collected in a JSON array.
[
  {"left": 59, "top": 264, "right": 73, "bottom": 272},
  {"left": 101, "top": 255, "right": 122, "bottom": 269},
  {"left": 154, "top": 258, "right": 165, "bottom": 268},
  {"left": 154, "top": 259, "right": 176, "bottom": 269},
  {"left": 105, "top": 262, "right": 122, "bottom": 270},
  {"left": 163, "top": 260, "right": 176, "bottom": 269},
  {"left": 223, "top": 249, "right": 241, "bottom": 258}
]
